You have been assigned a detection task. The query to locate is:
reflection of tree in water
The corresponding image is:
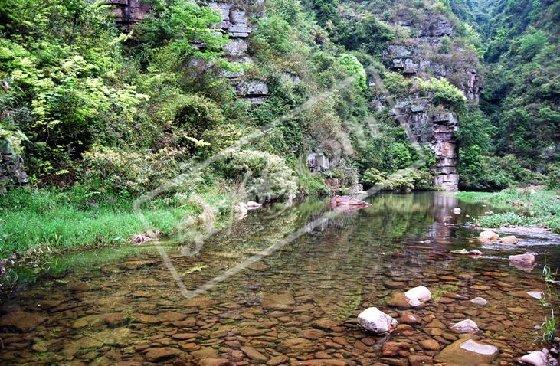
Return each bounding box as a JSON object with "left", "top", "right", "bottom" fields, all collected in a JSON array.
[{"left": 203, "top": 193, "right": 445, "bottom": 320}]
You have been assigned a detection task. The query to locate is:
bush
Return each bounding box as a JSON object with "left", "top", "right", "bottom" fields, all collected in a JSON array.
[
  {"left": 416, "top": 77, "right": 467, "bottom": 111},
  {"left": 82, "top": 146, "right": 187, "bottom": 194},
  {"left": 546, "top": 163, "right": 560, "bottom": 190},
  {"left": 216, "top": 150, "right": 298, "bottom": 202},
  {"left": 361, "top": 167, "right": 432, "bottom": 192}
]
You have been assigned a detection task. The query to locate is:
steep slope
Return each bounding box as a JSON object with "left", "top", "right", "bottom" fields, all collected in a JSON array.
[
  {"left": 0, "top": 0, "right": 513, "bottom": 197},
  {"left": 452, "top": 0, "right": 560, "bottom": 174}
]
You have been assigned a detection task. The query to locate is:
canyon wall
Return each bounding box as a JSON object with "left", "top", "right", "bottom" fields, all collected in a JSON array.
[{"left": 380, "top": 8, "right": 481, "bottom": 191}]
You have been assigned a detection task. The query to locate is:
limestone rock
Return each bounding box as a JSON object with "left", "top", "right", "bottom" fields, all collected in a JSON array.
[
  {"left": 435, "top": 337, "right": 498, "bottom": 366},
  {"left": 479, "top": 229, "right": 499, "bottom": 243},
  {"left": 527, "top": 291, "right": 544, "bottom": 300},
  {"left": 404, "top": 286, "right": 431, "bottom": 305},
  {"left": 519, "top": 349, "right": 552, "bottom": 366},
  {"left": 246, "top": 201, "right": 262, "bottom": 210},
  {"left": 469, "top": 297, "right": 487, "bottom": 306},
  {"left": 451, "top": 319, "right": 479, "bottom": 333},
  {"left": 357, "top": 307, "right": 398, "bottom": 333},
  {"left": 509, "top": 252, "right": 536, "bottom": 267}
]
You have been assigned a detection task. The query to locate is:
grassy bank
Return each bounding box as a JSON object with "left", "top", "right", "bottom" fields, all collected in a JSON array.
[
  {"left": 0, "top": 186, "right": 233, "bottom": 259},
  {"left": 456, "top": 188, "right": 560, "bottom": 233}
]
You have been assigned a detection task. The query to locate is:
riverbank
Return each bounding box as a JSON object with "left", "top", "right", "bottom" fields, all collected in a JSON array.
[
  {"left": 0, "top": 185, "right": 237, "bottom": 290},
  {"left": 456, "top": 188, "right": 560, "bottom": 233}
]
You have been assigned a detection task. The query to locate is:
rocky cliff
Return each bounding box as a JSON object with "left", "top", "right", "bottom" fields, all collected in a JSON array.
[{"left": 379, "top": 5, "right": 481, "bottom": 190}]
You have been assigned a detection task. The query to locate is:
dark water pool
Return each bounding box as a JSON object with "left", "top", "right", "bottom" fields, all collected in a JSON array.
[{"left": 0, "top": 192, "right": 558, "bottom": 365}]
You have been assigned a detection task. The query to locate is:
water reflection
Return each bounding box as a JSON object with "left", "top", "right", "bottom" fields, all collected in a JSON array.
[{"left": 0, "top": 192, "right": 557, "bottom": 365}]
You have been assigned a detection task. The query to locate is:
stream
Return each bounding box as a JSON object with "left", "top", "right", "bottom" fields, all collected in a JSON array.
[{"left": 0, "top": 192, "right": 559, "bottom": 365}]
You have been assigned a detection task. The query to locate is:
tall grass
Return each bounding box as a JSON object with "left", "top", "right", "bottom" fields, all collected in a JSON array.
[
  {"left": 0, "top": 186, "right": 232, "bottom": 258},
  {"left": 456, "top": 189, "right": 560, "bottom": 233}
]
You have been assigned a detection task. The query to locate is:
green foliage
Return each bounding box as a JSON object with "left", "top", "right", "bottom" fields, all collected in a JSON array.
[
  {"left": 362, "top": 166, "right": 433, "bottom": 192},
  {"left": 217, "top": 150, "right": 298, "bottom": 202},
  {"left": 338, "top": 53, "right": 367, "bottom": 91},
  {"left": 0, "top": 185, "right": 233, "bottom": 257},
  {"left": 416, "top": 77, "right": 467, "bottom": 111},
  {"left": 332, "top": 15, "right": 396, "bottom": 56},
  {"left": 82, "top": 146, "right": 187, "bottom": 194},
  {"left": 546, "top": 163, "right": 560, "bottom": 190},
  {"left": 457, "top": 189, "right": 560, "bottom": 233}
]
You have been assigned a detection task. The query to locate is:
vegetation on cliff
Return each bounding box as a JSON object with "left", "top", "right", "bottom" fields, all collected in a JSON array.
[{"left": 0, "top": 0, "right": 558, "bottom": 257}]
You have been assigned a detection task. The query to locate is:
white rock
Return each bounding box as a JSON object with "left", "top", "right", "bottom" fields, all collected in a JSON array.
[
  {"left": 357, "top": 307, "right": 398, "bottom": 333},
  {"left": 453, "top": 207, "right": 461, "bottom": 214},
  {"left": 404, "top": 286, "right": 431, "bottom": 304},
  {"left": 451, "top": 319, "right": 479, "bottom": 333},
  {"left": 246, "top": 201, "right": 262, "bottom": 210},
  {"left": 519, "top": 349, "right": 550, "bottom": 366},
  {"left": 479, "top": 229, "right": 499, "bottom": 243},
  {"left": 527, "top": 291, "right": 544, "bottom": 300},
  {"left": 470, "top": 297, "right": 488, "bottom": 306},
  {"left": 460, "top": 339, "right": 498, "bottom": 356}
]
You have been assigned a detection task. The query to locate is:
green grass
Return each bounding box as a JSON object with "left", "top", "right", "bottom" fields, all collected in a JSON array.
[
  {"left": 456, "top": 189, "right": 560, "bottom": 233},
  {"left": 0, "top": 185, "right": 233, "bottom": 258}
]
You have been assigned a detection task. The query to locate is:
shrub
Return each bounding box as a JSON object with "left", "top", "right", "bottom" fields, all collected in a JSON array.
[
  {"left": 416, "top": 77, "right": 467, "bottom": 111},
  {"left": 82, "top": 146, "right": 187, "bottom": 194},
  {"left": 546, "top": 163, "right": 560, "bottom": 190},
  {"left": 216, "top": 150, "right": 298, "bottom": 202}
]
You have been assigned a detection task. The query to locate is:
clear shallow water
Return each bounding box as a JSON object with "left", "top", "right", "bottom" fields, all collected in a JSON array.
[{"left": 0, "top": 192, "right": 558, "bottom": 365}]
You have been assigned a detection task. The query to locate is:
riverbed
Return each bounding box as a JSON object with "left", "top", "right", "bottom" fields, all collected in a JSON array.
[{"left": 0, "top": 192, "right": 558, "bottom": 365}]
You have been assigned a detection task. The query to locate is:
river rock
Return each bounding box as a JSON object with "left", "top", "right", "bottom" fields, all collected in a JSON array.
[
  {"left": 500, "top": 235, "right": 519, "bottom": 244},
  {"left": 527, "top": 291, "right": 544, "bottom": 300},
  {"left": 261, "top": 292, "right": 294, "bottom": 310},
  {"left": 399, "top": 311, "right": 420, "bottom": 324},
  {"left": 479, "top": 229, "right": 499, "bottom": 243},
  {"left": 199, "top": 358, "right": 230, "bottom": 366},
  {"left": 509, "top": 252, "right": 536, "bottom": 267},
  {"left": 470, "top": 297, "right": 487, "bottom": 306},
  {"left": 357, "top": 307, "right": 398, "bottom": 333},
  {"left": 145, "top": 347, "right": 182, "bottom": 362},
  {"left": 451, "top": 319, "right": 479, "bottom": 333},
  {"left": 435, "top": 337, "right": 498, "bottom": 365},
  {"left": 404, "top": 286, "right": 431, "bottom": 305},
  {"left": 388, "top": 292, "right": 415, "bottom": 308},
  {"left": 0, "top": 311, "right": 46, "bottom": 331},
  {"left": 241, "top": 346, "right": 267, "bottom": 362},
  {"left": 519, "top": 349, "right": 551, "bottom": 366}
]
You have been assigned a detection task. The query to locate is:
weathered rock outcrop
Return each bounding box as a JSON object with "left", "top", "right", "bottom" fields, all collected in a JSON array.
[
  {"left": 209, "top": 2, "right": 268, "bottom": 104},
  {"left": 0, "top": 142, "right": 28, "bottom": 192},
  {"left": 379, "top": 8, "right": 482, "bottom": 191},
  {"left": 108, "top": 0, "right": 150, "bottom": 26},
  {"left": 107, "top": 0, "right": 267, "bottom": 103}
]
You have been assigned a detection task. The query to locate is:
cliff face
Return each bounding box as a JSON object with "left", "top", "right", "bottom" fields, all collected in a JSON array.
[{"left": 379, "top": 4, "right": 482, "bottom": 191}]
